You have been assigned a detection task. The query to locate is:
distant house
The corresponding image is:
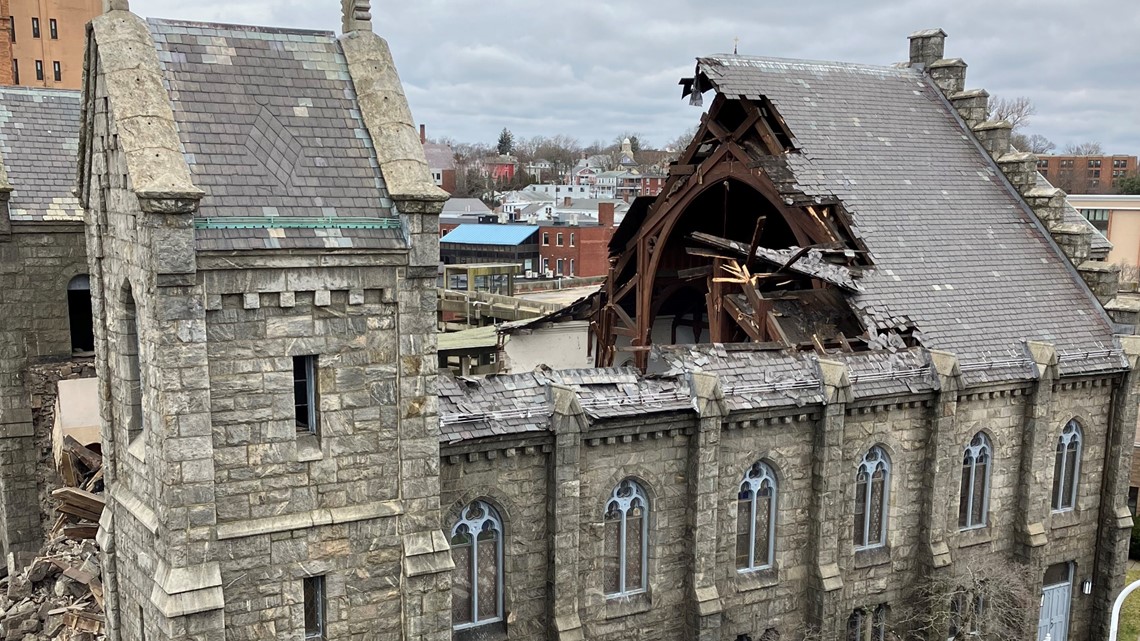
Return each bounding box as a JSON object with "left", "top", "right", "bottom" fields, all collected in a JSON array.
[
  {"left": 419, "top": 125, "right": 456, "bottom": 194},
  {"left": 483, "top": 154, "right": 519, "bottom": 182},
  {"left": 525, "top": 158, "right": 554, "bottom": 181}
]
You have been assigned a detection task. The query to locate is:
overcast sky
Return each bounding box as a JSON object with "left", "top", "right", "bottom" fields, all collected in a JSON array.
[{"left": 132, "top": 0, "right": 1138, "bottom": 153}]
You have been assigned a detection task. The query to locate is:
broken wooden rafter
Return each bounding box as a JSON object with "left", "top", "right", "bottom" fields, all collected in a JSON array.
[{"left": 689, "top": 231, "right": 863, "bottom": 292}]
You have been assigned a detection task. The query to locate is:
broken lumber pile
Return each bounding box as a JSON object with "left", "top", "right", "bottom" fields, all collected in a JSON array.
[
  {"left": 0, "top": 539, "right": 105, "bottom": 640},
  {"left": 50, "top": 437, "right": 104, "bottom": 540},
  {"left": 0, "top": 437, "right": 106, "bottom": 639}
]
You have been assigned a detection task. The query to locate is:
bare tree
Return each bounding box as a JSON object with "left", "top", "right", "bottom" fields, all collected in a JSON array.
[
  {"left": 895, "top": 558, "right": 1038, "bottom": 640},
  {"left": 1012, "top": 132, "right": 1056, "bottom": 154},
  {"left": 1064, "top": 141, "right": 1104, "bottom": 155},
  {"left": 988, "top": 95, "right": 1035, "bottom": 131}
]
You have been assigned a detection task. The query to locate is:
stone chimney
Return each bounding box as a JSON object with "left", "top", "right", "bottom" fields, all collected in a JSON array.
[
  {"left": 341, "top": 0, "right": 371, "bottom": 33},
  {"left": 907, "top": 28, "right": 946, "bottom": 68},
  {"left": 598, "top": 202, "right": 615, "bottom": 228}
]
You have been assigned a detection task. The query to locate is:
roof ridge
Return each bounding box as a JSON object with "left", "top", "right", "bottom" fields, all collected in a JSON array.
[
  {"left": 701, "top": 54, "right": 916, "bottom": 76},
  {"left": 146, "top": 16, "right": 335, "bottom": 38}
]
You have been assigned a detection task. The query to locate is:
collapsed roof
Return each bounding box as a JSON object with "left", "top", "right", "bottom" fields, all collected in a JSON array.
[{"left": 592, "top": 53, "right": 1122, "bottom": 378}]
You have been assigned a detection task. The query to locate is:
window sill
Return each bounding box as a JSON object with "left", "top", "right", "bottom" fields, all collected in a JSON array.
[
  {"left": 127, "top": 436, "right": 145, "bottom": 463},
  {"left": 955, "top": 524, "right": 993, "bottom": 549},
  {"left": 453, "top": 620, "right": 507, "bottom": 641},
  {"left": 297, "top": 433, "right": 323, "bottom": 462},
  {"left": 734, "top": 565, "right": 779, "bottom": 592},
  {"left": 1050, "top": 509, "right": 1081, "bottom": 530},
  {"left": 603, "top": 591, "right": 651, "bottom": 620},
  {"left": 853, "top": 545, "right": 891, "bottom": 569}
]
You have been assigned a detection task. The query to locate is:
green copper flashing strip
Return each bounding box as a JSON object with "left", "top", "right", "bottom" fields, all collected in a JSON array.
[{"left": 194, "top": 216, "right": 402, "bottom": 230}]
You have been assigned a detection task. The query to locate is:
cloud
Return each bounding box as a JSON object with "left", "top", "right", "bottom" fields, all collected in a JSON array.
[{"left": 131, "top": 0, "right": 1139, "bottom": 152}]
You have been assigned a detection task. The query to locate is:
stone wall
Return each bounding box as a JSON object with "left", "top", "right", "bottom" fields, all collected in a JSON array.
[
  {"left": 438, "top": 358, "right": 1129, "bottom": 641},
  {"left": 0, "top": 223, "right": 87, "bottom": 556}
]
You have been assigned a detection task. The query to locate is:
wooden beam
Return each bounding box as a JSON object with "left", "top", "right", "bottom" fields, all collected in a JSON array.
[{"left": 724, "top": 295, "right": 763, "bottom": 342}]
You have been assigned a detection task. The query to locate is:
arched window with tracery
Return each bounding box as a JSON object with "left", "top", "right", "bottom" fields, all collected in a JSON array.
[
  {"left": 1052, "top": 420, "right": 1082, "bottom": 512},
  {"left": 854, "top": 446, "right": 890, "bottom": 550},
  {"left": 958, "top": 432, "right": 991, "bottom": 529},
  {"left": 736, "top": 460, "right": 777, "bottom": 571},
  {"left": 603, "top": 479, "right": 648, "bottom": 596},
  {"left": 450, "top": 500, "right": 503, "bottom": 630}
]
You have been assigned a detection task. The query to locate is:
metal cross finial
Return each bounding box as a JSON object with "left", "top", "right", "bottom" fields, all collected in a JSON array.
[{"left": 733, "top": 36, "right": 739, "bottom": 55}]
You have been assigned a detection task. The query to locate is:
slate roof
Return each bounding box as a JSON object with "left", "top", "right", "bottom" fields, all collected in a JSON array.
[
  {"left": 440, "top": 224, "right": 539, "bottom": 246},
  {"left": 437, "top": 368, "right": 693, "bottom": 443},
  {"left": 0, "top": 87, "right": 84, "bottom": 223},
  {"left": 442, "top": 198, "right": 492, "bottom": 216},
  {"left": 146, "top": 19, "right": 403, "bottom": 252},
  {"left": 691, "top": 55, "right": 1125, "bottom": 380},
  {"left": 423, "top": 142, "right": 456, "bottom": 171}
]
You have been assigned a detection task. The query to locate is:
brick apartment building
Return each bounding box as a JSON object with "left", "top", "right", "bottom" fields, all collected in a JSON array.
[
  {"left": 1, "top": 0, "right": 99, "bottom": 88},
  {"left": 537, "top": 202, "right": 617, "bottom": 277},
  {"left": 440, "top": 202, "right": 618, "bottom": 278},
  {"left": 1037, "top": 154, "right": 1138, "bottom": 194}
]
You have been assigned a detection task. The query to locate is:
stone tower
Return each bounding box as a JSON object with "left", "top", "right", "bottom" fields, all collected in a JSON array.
[{"left": 78, "top": 1, "right": 452, "bottom": 638}]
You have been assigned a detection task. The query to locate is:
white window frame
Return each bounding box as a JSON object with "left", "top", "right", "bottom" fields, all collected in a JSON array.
[
  {"left": 959, "top": 432, "right": 991, "bottom": 529},
  {"left": 451, "top": 500, "right": 504, "bottom": 630},
  {"left": 604, "top": 479, "right": 649, "bottom": 597},
  {"left": 737, "top": 461, "right": 777, "bottom": 572},
  {"left": 855, "top": 446, "right": 890, "bottom": 550},
  {"left": 1052, "top": 420, "right": 1082, "bottom": 512}
]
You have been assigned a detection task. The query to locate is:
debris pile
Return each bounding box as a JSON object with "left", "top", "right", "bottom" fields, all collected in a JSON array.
[{"left": 1, "top": 437, "right": 106, "bottom": 639}]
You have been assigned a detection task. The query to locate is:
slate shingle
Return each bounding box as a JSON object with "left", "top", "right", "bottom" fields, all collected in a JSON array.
[
  {"left": 146, "top": 18, "right": 404, "bottom": 252},
  {"left": 0, "top": 87, "right": 83, "bottom": 223}
]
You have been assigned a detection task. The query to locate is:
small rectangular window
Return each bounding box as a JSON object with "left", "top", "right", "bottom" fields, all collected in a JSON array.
[
  {"left": 569, "top": 233, "right": 575, "bottom": 247},
  {"left": 49, "top": 18, "right": 57, "bottom": 39},
  {"left": 32, "top": 17, "right": 40, "bottom": 38},
  {"left": 293, "top": 355, "right": 318, "bottom": 434},
  {"left": 35, "top": 60, "right": 43, "bottom": 81},
  {"left": 542, "top": 232, "right": 549, "bottom": 246},
  {"left": 53, "top": 61, "right": 61, "bottom": 82},
  {"left": 569, "top": 259, "right": 575, "bottom": 276},
  {"left": 303, "top": 576, "right": 325, "bottom": 639},
  {"left": 8, "top": 17, "right": 15, "bottom": 42},
  {"left": 556, "top": 232, "right": 563, "bottom": 246},
  {"left": 12, "top": 59, "right": 18, "bottom": 85},
  {"left": 556, "top": 258, "right": 564, "bottom": 275}
]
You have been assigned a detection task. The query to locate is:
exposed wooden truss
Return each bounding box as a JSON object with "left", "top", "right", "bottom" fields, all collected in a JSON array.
[{"left": 595, "top": 94, "right": 875, "bottom": 368}]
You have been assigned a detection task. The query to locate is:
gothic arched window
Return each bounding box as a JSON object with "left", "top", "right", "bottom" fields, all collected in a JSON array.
[
  {"left": 1052, "top": 420, "right": 1083, "bottom": 512},
  {"left": 958, "top": 433, "right": 992, "bottom": 529},
  {"left": 736, "top": 461, "right": 777, "bottom": 571},
  {"left": 603, "top": 479, "right": 649, "bottom": 596},
  {"left": 854, "top": 446, "right": 890, "bottom": 550},
  {"left": 450, "top": 500, "right": 503, "bottom": 629}
]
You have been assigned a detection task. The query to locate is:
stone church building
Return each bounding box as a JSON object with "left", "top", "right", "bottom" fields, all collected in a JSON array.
[{"left": 0, "top": 1, "right": 1136, "bottom": 640}]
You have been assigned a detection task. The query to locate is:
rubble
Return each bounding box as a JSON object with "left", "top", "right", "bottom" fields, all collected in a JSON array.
[{"left": 0, "top": 438, "right": 105, "bottom": 640}]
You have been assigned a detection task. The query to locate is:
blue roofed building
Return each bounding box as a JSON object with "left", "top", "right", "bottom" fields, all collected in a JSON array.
[{"left": 440, "top": 224, "right": 541, "bottom": 271}]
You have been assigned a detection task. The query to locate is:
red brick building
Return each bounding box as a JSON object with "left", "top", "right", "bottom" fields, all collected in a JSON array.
[
  {"left": 1036, "top": 154, "right": 1138, "bottom": 194},
  {"left": 440, "top": 203, "right": 618, "bottom": 279},
  {"left": 538, "top": 202, "right": 616, "bottom": 278},
  {"left": 639, "top": 174, "right": 666, "bottom": 197}
]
